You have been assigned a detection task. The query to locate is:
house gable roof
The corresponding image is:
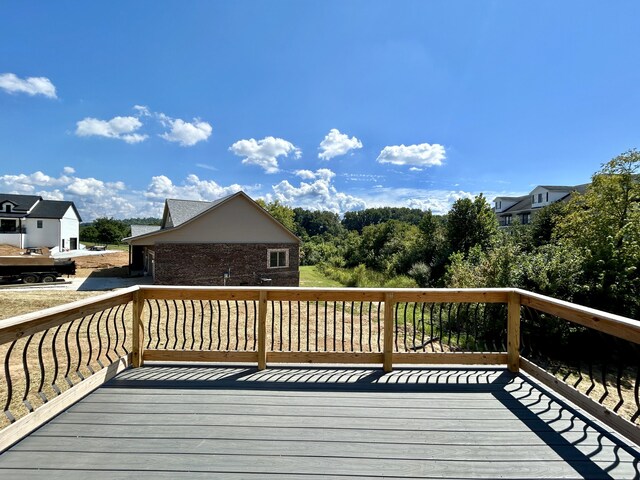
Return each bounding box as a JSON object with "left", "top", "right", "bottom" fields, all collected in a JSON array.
[
  {"left": 126, "top": 191, "right": 300, "bottom": 245},
  {"left": 29, "top": 200, "right": 82, "bottom": 221},
  {"left": 0, "top": 194, "right": 42, "bottom": 213},
  {"left": 162, "top": 196, "right": 230, "bottom": 228}
]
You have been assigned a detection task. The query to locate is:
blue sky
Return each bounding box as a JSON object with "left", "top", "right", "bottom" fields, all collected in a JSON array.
[{"left": 1, "top": 1, "right": 639, "bottom": 220}]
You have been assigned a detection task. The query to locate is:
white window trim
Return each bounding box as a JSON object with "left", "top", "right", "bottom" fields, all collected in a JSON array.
[{"left": 267, "top": 248, "right": 289, "bottom": 269}]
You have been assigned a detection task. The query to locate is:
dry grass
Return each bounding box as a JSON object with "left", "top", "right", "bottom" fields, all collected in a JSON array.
[{"left": 0, "top": 291, "right": 101, "bottom": 321}]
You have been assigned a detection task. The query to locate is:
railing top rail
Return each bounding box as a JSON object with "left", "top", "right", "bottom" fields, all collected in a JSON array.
[
  {"left": 516, "top": 289, "right": 640, "bottom": 344},
  {"left": 138, "top": 285, "right": 512, "bottom": 303},
  {"left": 0, "top": 286, "right": 136, "bottom": 345}
]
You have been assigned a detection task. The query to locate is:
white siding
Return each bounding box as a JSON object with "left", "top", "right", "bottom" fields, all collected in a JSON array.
[
  {"left": 530, "top": 187, "right": 570, "bottom": 208},
  {"left": 23, "top": 218, "right": 59, "bottom": 248},
  {"left": 60, "top": 206, "right": 80, "bottom": 250}
]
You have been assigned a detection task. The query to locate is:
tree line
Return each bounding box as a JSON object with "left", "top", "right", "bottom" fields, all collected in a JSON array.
[
  {"left": 262, "top": 150, "right": 639, "bottom": 317},
  {"left": 80, "top": 150, "right": 638, "bottom": 317}
]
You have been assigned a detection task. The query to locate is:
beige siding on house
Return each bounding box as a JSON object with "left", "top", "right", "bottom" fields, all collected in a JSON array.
[{"left": 129, "top": 194, "right": 298, "bottom": 246}]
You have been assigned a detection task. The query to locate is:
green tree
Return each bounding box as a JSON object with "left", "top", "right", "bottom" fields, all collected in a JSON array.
[
  {"left": 91, "top": 218, "right": 130, "bottom": 245},
  {"left": 293, "top": 208, "right": 344, "bottom": 237},
  {"left": 445, "top": 194, "right": 499, "bottom": 255},
  {"left": 556, "top": 149, "right": 640, "bottom": 315},
  {"left": 256, "top": 199, "right": 296, "bottom": 233}
]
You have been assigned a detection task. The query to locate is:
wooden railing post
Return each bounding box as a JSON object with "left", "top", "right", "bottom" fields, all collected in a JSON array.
[
  {"left": 258, "top": 290, "right": 268, "bottom": 370},
  {"left": 383, "top": 292, "right": 395, "bottom": 373},
  {"left": 132, "top": 288, "right": 145, "bottom": 368},
  {"left": 507, "top": 290, "right": 521, "bottom": 373}
]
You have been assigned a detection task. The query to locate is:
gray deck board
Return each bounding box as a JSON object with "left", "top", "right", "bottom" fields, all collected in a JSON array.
[{"left": 1, "top": 365, "right": 639, "bottom": 479}]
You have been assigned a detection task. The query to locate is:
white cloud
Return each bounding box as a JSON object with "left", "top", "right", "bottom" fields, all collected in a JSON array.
[
  {"left": 229, "top": 136, "right": 301, "bottom": 174},
  {"left": 318, "top": 128, "right": 363, "bottom": 160},
  {"left": 265, "top": 168, "right": 366, "bottom": 213},
  {"left": 0, "top": 73, "right": 57, "bottom": 98},
  {"left": 63, "top": 166, "right": 76, "bottom": 175},
  {"left": 144, "top": 174, "right": 248, "bottom": 202},
  {"left": 133, "top": 105, "right": 151, "bottom": 117},
  {"left": 0, "top": 168, "right": 254, "bottom": 220},
  {"left": 159, "top": 117, "right": 212, "bottom": 147},
  {"left": 76, "top": 116, "right": 148, "bottom": 144},
  {"left": 293, "top": 169, "right": 317, "bottom": 180},
  {"left": 376, "top": 142, "right": 446, "bottom": 167}
]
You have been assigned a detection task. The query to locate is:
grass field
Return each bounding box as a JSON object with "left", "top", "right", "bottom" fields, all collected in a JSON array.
[{"left": 299, "top": 266, "right": 343, "bottom": 287}]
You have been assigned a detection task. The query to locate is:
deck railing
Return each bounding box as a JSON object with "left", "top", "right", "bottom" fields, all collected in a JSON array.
[{"left": 1, "top": 286, "right": 638, "bottom": 450}]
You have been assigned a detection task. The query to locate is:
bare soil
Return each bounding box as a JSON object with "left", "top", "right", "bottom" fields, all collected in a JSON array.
[{"left": 0, "top": 244, "right": 130, "bottom": 319}]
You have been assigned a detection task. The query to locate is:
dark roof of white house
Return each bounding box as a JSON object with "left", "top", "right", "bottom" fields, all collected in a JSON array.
[
  {"left": 0, "top": 194, "right": 42, "bottom": 213},
  {"left": 0, "top": 194, "right": 81, "bottom": 221},
  {"left": 30, "top": 200, "right": 82, "bottom": 221}
]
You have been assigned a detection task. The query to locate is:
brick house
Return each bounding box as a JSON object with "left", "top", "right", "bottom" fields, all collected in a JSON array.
[{"left": 124, "top": 191, "right": 300, "bottom": 286}]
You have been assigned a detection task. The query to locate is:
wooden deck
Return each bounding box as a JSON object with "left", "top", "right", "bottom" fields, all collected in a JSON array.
[{"left": 1, "top": 365, "right": 639, "bottom": 479}]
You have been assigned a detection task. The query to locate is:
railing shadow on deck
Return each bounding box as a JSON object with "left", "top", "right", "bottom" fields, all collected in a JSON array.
[{"left": 102, "top": 364, "right": 640, "bottom": 478}]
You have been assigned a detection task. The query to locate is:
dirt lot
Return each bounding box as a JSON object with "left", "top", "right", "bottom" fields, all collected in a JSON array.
[{"left": 0, "top": 246, "right": 131, "bottom": 319}]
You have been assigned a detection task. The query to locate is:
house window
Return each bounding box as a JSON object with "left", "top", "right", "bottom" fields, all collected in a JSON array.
[
  {"left": 268, "top": 249, "right": 289, "bottom": 268},
  {"left": 531, "top": 195, "right": 535, "bottom": 204},
  {"left": 521, "top": 213, "right": 531, "bottom": 225},
  {"left": 546, "top": 192, "right": 549, "bottom": 202},
  {"left": 4, "top": 204, "right": 11, "bottom": 213},
  {"left": 538, "top": 193, "right": 543, "bottom": 203},
  {"left": 37, "top": 220, "right": 43, "bottom": 229}
]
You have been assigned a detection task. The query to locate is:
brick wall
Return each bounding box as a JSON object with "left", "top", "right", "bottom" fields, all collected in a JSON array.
[{"left": 154, "top": 242, "right": 300, "bottom": 286}]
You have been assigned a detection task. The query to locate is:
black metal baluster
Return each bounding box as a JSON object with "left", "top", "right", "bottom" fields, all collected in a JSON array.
[
  {"left": 394, "top": 302, "right": 399, "bottom": 352},
  {"left": 75, "top": 316, "right": 87, "bottom": 380},
  {"left": 95, "top": 310, "right": 105, "bottom": 368},
  {"left": 358, "top": 301, "right": 363, "bottom": 352},
  {"left": 216, "top": 300, "right": 222, "bottom": 350},
  {"left": 342, "top": 302, "right": 346, "bottom": 352},
  {"left": 305, "top": 302, "right": 310, "bottom": 351},
  {"left": 50, "top": 324, "right": 63, "bottom": 394},
  {"left": 3, "top": 340, "right": 17, "bottom": 422},
  {"left": 252, "top": 300, "right": 258, "bottom": 350},
  {"left": 333, "top": 302, "right": 337, "bottom": 352},
  {"left": 120, "top": 303, "right": 129, "bottom": 354},
  {"left": 156, "top": 300, "right": 164, "bottom": 349},
  {"left": 207, "top": 300, "right": 214, "bottom": 350},
  {"left": 297, "top": 301, "right": 301, "bottom": 351},
  {"left": 234, "top": 300, "right": 240, "bottom": 351},
  {"left": 279, "top": 301, "right": 283, "bottom": 352},
  {"left": 289, "top": 301, "right": 293, "bottom": 352},
  {"left": 437, "top": 304, "right": 444, "bottom": 352},
  {"left": 63, "top": 320, "right": 74, "bottom": 386},
  {"left": 270, "top": 300, "right": 275, "bottom": 351},
  {"left": 243, "top": 300, "right": 249, "bottom": 351},
  {"left": 199, "top": 300, "right": 205, "bottom": 351},
  {"left": 376, "top": 302, "right": 381, "bottom": 352},
  {"left": 104, "top": 308, "right": 114, "bottom": 364},
  {"left": 112, "top": 305, "right": 121, "bottom": 358},
  {"left": 21, "top": 335, "right": 34, "bottom": 411},
  {"left": 150, "top": 299, "right": 158, "bottom": 349},
  {"left": 37, "top": 329, "right": 49, "bottom": 402},
  {"left": 191, "top": 300, "right": 197, "bottom": 350},
  {"left": 226, "top": 300, "right": 231, "bottom": 351},
  {"left": 181, "top": 301, "right": 187, "bottom": 350},
  {"left": 324, "top": 302, "right": 328, "bottom": 352},
  {"left": 315, "top": 301, "right": 319, "bottom": 352},
  {"left": 350, "top": 301, "right": 355, "bottom": 352},
  {"left": 85, "top": 313, "right": 96, "bottom": 374},
  {"left": 402, "top": 302, "right": 408, "bottom": 352}
]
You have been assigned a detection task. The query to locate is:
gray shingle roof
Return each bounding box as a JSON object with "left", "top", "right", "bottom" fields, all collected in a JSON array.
[
  {"left": 163, "top": 196, "right": 231, "bottom": 227},
  {"left": 131, "top": 225, "right": 162, "bottom": 237},
  {"left": 500, "top": 195, "right": 531, "bottom": 214},
  {"left": 0, "top": 194, "right": 41, "bottom": 213},
  {"left": 29, "top": 200, "right": 82, "bottom": 221}
]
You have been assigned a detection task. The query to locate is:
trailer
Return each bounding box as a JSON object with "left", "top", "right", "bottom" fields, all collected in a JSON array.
[{"left": 0, "top": 256, "right": 76, "bottom": 284}]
